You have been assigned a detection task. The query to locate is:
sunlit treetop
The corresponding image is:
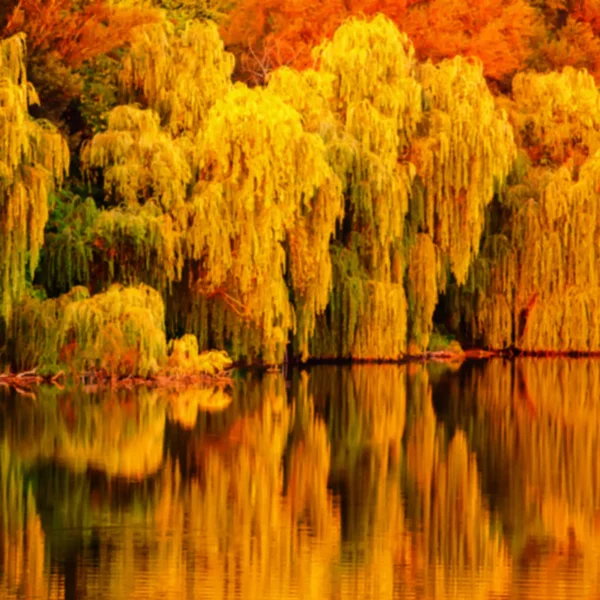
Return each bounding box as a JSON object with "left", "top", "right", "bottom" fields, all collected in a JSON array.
[
  {"left": 510, "top": 67, "right": 600, "bottom": 166},
  {"left": 314, "top": 14, "right": 422, "bottom": 144},
  {"left": 412, "top": 56, "right": 517, "bottom": 284},
  {"left": 81, "top": 105, "right": 192, "bottom": 210},
  {"left": 266, "top": 67, "right": 338, "bottom": 136},
  {"left": 120, "top": 19, "right": 235, "bottom": 134}
]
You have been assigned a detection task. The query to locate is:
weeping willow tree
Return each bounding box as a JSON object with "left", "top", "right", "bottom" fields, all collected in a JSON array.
[
  {"left": 59, "top": 283, "right": 168, "bottom": 376},
  {"left": 459, "top": 68, "right": 600, "bottom": 351},
  {"left": 83, "top": 80, "right": 343, "bottom": 363},
  {"left": 119, "top": 19, "right": 234, "bottom": 133},
  {"left": 412, "top": 57, "right": 516, "bottom": 285},
  {"left": 0, "top": 34, "right": 69, "bottom": 323},
  {"left": 3, "top": 285, "right": 88, "bottom": 373},
  {"left": 297, "top": 15, "right": 422, "bottom": 359},
  {"left": 401, "top": 55, "right": 515, "bottom": 350},
  {"left": 189, "top": 86, "right": 343, "bottom": 362},
  {"left": 265, "top": 16, "right": 517, "bottom": 358},
  {"left": 4, "top": 284, "right": 168, "bottom": 376}
]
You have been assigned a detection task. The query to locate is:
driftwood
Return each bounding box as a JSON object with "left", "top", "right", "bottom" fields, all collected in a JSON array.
[{"left": 0, "top": 367, "right": 234, "bottom": 393}]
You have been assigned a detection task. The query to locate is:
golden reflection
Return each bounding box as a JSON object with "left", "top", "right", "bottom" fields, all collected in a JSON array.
[
  {"left": 405, "top": 365, "right": 511, "bottom": 600},
  {"left": 462, "top": 358, "right": 600, "bottom": 599},
  {"left": 0, "top": 441, "right": 59, "bottom": 600},
  {"left": 75, "top": 372, "right": 341, "bottom": 600},
  {"left": 166, "top": 385, "right": 233, "bottom": 429},
  {"left": 2, "top": 386, "right": 166, "bottom": 479},
  {"left": 2, "top": 361, "right": 600, "bottom": 599},
  {"left": 308, "top": 365, "right": 410, "bottom": 599}
]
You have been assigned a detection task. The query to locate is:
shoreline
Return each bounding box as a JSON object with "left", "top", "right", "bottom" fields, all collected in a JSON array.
[{"left": 4, "top": 347, "right": 600, "bottom": 392}]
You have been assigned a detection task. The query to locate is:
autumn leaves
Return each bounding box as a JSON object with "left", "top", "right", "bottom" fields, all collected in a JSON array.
[{"left": 2, "top": 11, "right": 600, "bottom": 372}]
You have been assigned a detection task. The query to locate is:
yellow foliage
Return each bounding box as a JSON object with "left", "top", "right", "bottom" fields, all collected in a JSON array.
[
  {"left": 120, "top": 19, "right": 234, "bottom": 133},
  {"left": 315, "top": 15, "right": 421, "bottom": 274},
  {"left": 6, "top": 283, "right": 168, "bottom": 376},
  {"left": 192, "top": 84, "right": 343, "bottom": 361},
  {"left": 59, "top": 283, "right": 167, "bottom": 377},
  {"left": 465, "top": 151, "right": 600, "bottom": 351},
  {"left": 0, "top": 34, "right": 69, "bottom": 321},
  {"left": 511, "top": 67, "right": 600, "bottom": 165},
  {"left": 4, "top": 286, "right": 88, "bottom": 372},
  {"left": 85, "top": 79, "right": 343, "bottom": 363},
  {"left": 414, "top": 56, "right": 516, "bottom": 284},
  {"left": 81, "top": 105, "right": 192, "bottom": 210},
  {"left": 166, "top": 334, "right": 232, "bottom": 375}
]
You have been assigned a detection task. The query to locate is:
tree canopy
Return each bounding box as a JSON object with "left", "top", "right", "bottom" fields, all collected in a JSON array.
[{"left": 4, "top": 7, "right": 600, "bottom": 371}]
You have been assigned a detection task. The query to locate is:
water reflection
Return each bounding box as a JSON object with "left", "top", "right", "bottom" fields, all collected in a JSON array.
[{"left": 1, "top": 360, "right": 600, "bottom": 598}]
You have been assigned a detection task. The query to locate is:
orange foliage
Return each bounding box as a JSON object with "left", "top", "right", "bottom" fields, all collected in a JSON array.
[
  {"left": 572, "top": 0, "right": 600, "bottom": 34},
  {"left": 537, "top": 17, "right": 600, "bottom": 80},
  {"left": 402, "top": 0, "right": 540, "bottom": 81},
  {"left": 224, "top": 0, "right": 347, "bottom": 82},
  {"left": 224, "top": 0, "right": 539, "bottom": 83},
  {"left": 4, "top": 0, "right": 161, "bottom": 66}
]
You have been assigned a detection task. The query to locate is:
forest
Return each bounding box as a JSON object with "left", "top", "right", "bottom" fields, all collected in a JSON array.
[{"left": 2, "top": 0, "right": 600, "bottom": 376}]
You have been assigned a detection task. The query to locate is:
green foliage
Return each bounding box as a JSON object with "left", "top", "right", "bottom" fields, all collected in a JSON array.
[
  {"left": 407, "top": 233, "right": 438, "bottom": 351},
  {"left": 38, "top": 190, "right": 99, "bottom": 295},
  {"left": 60, "top": 283, "right": 167, "bottom": 377},
  {"left": 77, "top": 54, "right": 123, "bottom": 135},
  {"left": 427, "top": 329, "right": 462, "bottom": 353},
  {"left": 4, "top": 284, "right": 167, "bottom": 377}
]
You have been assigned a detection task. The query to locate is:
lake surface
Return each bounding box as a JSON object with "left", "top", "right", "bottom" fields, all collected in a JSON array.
[{"left": 1, "top": 358, "right": 599, "bottom": 599}]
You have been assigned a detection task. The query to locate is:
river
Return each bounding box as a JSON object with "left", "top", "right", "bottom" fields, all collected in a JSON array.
[{"left": 1, "top": 358, "right": 598, "bottom": 599}]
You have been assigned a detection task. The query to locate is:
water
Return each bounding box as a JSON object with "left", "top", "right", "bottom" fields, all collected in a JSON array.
[{"left": 1, "top": 358, "right": 599, "bottom": 599}]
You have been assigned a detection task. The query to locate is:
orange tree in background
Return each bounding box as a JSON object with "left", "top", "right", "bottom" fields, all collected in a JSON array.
[
  {"left": 1, "top": 0, "right": 161, "bottom": 135},
  {"left": 4, "top": 0, "right": 160, "bottom": 67},
  {"left": 223, "top": 0, "right": 539, "bottom": 85}
]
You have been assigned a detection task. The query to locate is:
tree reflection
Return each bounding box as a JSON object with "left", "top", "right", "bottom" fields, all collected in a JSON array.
[{"left": 2, "top": 361, "right": 600, "bottom": 599}]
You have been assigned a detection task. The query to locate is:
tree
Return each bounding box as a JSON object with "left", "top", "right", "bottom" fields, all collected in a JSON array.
[
  {"left": 83, "top": 60, "right": 343, "bottom": 363},
  {"left": 289, "top": 16, "right": 516, "bottom": 357},
  {"left": 2, "top": 0, "right": 161, "bottom": 133},
  {"left": 459, "top": 68, "right": 600, "bottom": 351},
  {"left": 119, "top": 20, "right": 235, "bottom": 134},
  {"left": 4, "top": 0, "right": 160, "bottom": 67},
  {"left": 0, "top": 34, "right": 69, "bottom": 322}
]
